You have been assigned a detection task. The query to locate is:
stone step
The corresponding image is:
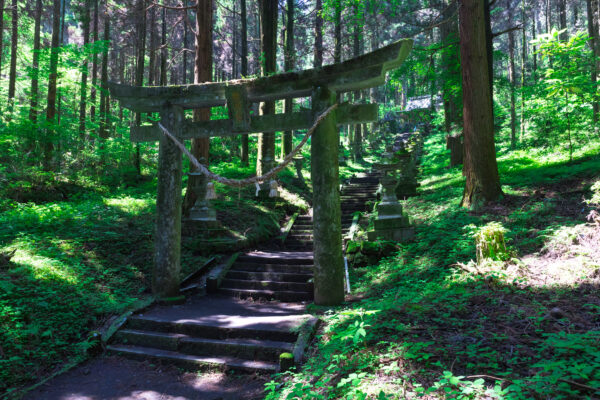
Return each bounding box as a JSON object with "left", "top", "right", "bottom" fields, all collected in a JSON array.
[
  {"left": 285, "top": 240, "right": 314, "bottom": 246},
  {"left": 232, "top": 263, "right": 313, "bottom": 274},
  {"left": 238, "top": 252, "right": 313, "bottom": 265},
  {"left": 288, "top": 229, "right": 313, "bottom": 234},
  {"left": 113, "top": 329, "right": 293, "bottom": 363},
  {"left": 226, "top": 270, "right": 312, "bottom": 283},
  {"left": 107, "top": 344, "right": 279, "bottom": 373},
  {"left": 219, "top": 288, "right": 313, "bottom": 302},
  {"left": 126, "top": 313, "right": 299, "bottom": 342},
  {"left": 287, "top": 233, "right": 314, "bottom": 239},
  {"left": 221, "top": 278, "right": 313, "bottom": 292}
]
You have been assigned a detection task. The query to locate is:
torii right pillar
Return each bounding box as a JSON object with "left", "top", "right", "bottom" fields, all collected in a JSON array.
[{"left": 311, "top": 86, "right": 345, "bottom": 305}]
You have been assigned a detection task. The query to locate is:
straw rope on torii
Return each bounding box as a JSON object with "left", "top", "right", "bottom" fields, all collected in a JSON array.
[{"left": 158, "top": 103, "right": 338, "bottom": 190}]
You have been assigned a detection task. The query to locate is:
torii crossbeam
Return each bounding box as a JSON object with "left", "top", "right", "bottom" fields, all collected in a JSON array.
[{"left": 108, "top": 39, "right": 412, "bottom": 306}]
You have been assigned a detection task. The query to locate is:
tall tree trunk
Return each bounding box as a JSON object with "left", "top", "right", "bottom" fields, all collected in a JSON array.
[
  {"left": 459, "top": 0, "right": 502, "bottom": 208},
  {"left": 520, "top": 0, "right": 526, "bottom": 142},
  {"left": 282, "top": 0, "right": 295, "bottom": 157},
  {"left": 508, "top": 25, "right": 517, "bottom": 148},
  {"left": 148, "top": 5, "right": 156, "bottom": 85},
  {"left": 351, "top": 3, "right": 362, "bottom": 161},
  {"left": 99, "top": 7, "right": 110, "bottom": 139},
  {"left": 256, "top": 0, "right": 277, "bottom": 176},
  {"left": 546, "top": 0, "right": 551, "bottom": 33},
  {"left": 90, "top": 0, "right": 99, "bottom": 123},
  {"left": 587, "top": 0, "right": 600, "bottom": 129},
  {"left": 45, "top": 0, "right": 62, "bottom": 169},
  {"left": 183, "top": 10, "right": 188, "bottom": 84},
  {"left": 134, "top": 0, "right": 147, "bottom": 175},
  {"left": 558, "top": 0, "right": 568, "bottom": 40},
  {"left": 533, "top": 8, "right": 538, "bottom": 82},
  {"left": 240, "top": 0, "right": 249, "bottom": 165},
  {"left": 160, "top": 5, "right": 167, "bottom": 86},
  {"left": 440, "top": 0, "right": 460, "bottom": 133},
  {"left": 78, "top": 0, "right": 90, "bottom": 136},
  {"left": 314, "top": 0, "right": 323, "bottom": 68},
  {"left": 183, "top": 0, "right": 213, "bottom": 213},
  {"left": 7, "top": 0, "right": 18, "bottom": 104},
  {"left": 0, "top": 0, "right": 5, "bottom": 79},
  {"left": 334, "top": 0, "right": 341, "bottom": 64},
  {"left": 29, "top": 0, "right": 43, "bottom": 123}
]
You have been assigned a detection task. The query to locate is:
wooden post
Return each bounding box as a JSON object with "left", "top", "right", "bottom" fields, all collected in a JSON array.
[
  {"left": 153, "top": 106, "right": 184, "bottom": 299},
  {"left": 311, "top": 86, "right": 344, "bottom": 306}
]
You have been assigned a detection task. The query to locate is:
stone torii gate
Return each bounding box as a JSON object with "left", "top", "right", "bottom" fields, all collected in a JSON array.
[{"left": 108, "top": 39, "right": 412, "bottom": 306}]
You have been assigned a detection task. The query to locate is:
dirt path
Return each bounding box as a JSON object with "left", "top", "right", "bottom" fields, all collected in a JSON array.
[{"left": 23, "top": 356, "right": 267, "bottom": 400}]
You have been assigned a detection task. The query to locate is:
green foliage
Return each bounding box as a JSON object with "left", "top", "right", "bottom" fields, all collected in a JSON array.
[
  {"left": 472, "top": 222, "right": 510, "bottom": 263},
  {"left": 267, "top": 130, "right": 600, "bottom": 399}
]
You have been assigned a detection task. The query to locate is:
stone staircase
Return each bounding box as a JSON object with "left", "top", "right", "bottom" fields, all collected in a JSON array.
[
  {"left": 107, "top": 295, "right": 315, "bottom": 373},
  {"left": 283, "top": 172, "right": 381, "bottom": 250},
  {"left": 340, "top": 174, "right": 381, "bottom": 236},
  {"left": 107, "top": 172, "right": 380, "bottom": 374},
  {"left": 218, "top": 251, "right": 314, "bottom": 302}
]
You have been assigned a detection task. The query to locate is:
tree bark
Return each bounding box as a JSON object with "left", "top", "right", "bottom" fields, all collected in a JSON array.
[
  {"left": 134, "top": 0, "right": 147, "bottom": 175},
  {"left": 508, "top": 25, "right": 517, "bottom": 148},
  {"left": 44, "top": 0, "right": 62, "bottom": 169},
  {"left": 558, "top": 0, "right": 568, "bottom": 40},
  {"left": 520, "top": 0, "right": 526, "bottom": 142},
  {"left": 314, "top": 0, "right": 323, "bottom": 68},
  {"left": 160, "top": 5, "right": 167, "bottom": 86},
  {"left": 240, "top": 0, "right": 249, "bottom": 165},
  {"left": 29, "top": 0, "right": 43, "bottom": 123},
  {"left": 256, "top": 0, "right": 277, "bottom": 176},
  {"left": 459, "top": 0, "right": 502, "bottom": 208},
  {"left": 78, "top": 0, "right": 90, "bottom": 136},
  {"left": 440, "top": 0, "right": 460, "bottom": 133},
  {"left": 99, "top": 6, "right": 110, "bottom": 139},
  {"left": 0, "top": 0, "right": 5, "bottom": 78},
  {"left": 7, "top": 0, "right": 18, "bottom": 103},
  {"left": 148, "top": 5, "right": 157, "bottom": 85},
  {"left": 183, "top": 0, "right": 213, "bottom": 214},
  {"left": 351, "top": 3, "right": 362, "bottom": 161},
  {"left": 334, "top": 0, "right": 341, "bottom": 64},
  {"left": 587, "top": 0, "right": 600, "bottom": 128},
  {"left": 282, "top": 0, "right": 295, "bottom": 157},
  {"left": 90, "top": 0, "right": 99, "bottom": 123}
]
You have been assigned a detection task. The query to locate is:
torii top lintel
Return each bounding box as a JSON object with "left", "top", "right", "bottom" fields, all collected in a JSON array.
[{"left": 108, "top": 39, "right": 413, "bottom": 113}]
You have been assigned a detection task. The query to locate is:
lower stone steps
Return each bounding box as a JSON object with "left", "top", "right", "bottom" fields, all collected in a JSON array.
[
  {"left": 107, "top": 344, "right": 279, "bottom": 373},
  {"left": 113, "top": 329, "right": 293, "bottom": 363},
  {"left": 108, "top": 296, "right": 317, "bottom": 373}
]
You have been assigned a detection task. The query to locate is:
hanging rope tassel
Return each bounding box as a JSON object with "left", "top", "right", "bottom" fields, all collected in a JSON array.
[
  {"left": 205, "top": 182, "right": 217, "bottom": 200},
  {"left": 268, "top": 180, "right": 279, "bottom": 198},
  {"left": 255, "top": 182, "right": 261, "bottom": 197}
]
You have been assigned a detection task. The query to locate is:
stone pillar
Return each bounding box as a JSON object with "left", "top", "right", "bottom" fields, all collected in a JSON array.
[
  {"left": 311, "top": 86, "right": 344, "bottom": 306},
  {"left": 153, "top": 106, "right": 184, "bottom": 299}
]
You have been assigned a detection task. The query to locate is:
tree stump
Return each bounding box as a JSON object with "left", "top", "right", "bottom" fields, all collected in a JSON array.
[{"left": 446, "top": 133, "right": 463, "bottom": 167}]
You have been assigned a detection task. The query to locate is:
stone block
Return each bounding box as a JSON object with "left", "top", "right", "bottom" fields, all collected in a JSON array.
[
  {"left": 374, "top": 215, "right": 410, "bottom": 230},
  {"left": 377, "top": 202, "right": 404, "bottom": 216},
  {"left": 367, "top": 227, "right": 415, "bottom": 242}
]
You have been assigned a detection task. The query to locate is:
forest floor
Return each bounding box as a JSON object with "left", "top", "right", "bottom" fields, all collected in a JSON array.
[{"left": 266, "top": 132, "right": 600, "bottom": 399}]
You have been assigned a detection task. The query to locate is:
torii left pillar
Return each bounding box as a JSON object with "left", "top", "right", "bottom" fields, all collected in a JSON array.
[{"left": 153, "top": 105, "right": 184, "bottom": 299}]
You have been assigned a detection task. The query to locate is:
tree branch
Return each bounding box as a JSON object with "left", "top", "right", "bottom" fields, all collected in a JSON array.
[{"left": 492, "top": 25, "right": 522, "bottom": 38}]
